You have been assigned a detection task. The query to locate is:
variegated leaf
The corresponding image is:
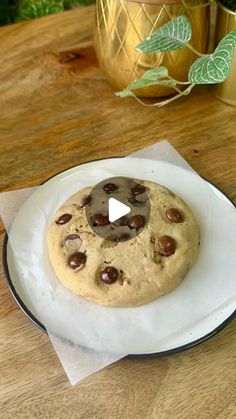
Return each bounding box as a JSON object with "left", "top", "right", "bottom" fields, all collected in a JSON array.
[
  {"left": 116, "top": 66, "right": 175, "bottom": 97},
  {"left": 188, "top": 30, "right": 236, "bottom": 84},
  {"left": 137, "top": 15, "right": 192, "bottom": 54},
  {"left": 140, "top": 67, "right": 169, "bottom": 80}
]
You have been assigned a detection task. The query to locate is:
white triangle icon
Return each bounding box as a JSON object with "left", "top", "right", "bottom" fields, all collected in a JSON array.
[{"left": 108, "top": 197, "right": 131, "bottom": 223}]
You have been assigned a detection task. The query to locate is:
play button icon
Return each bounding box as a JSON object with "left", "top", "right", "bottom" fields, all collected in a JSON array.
[
  {"left": 85, "top": 176, "right": 150, "bottom": 241},
  {"left": 108, "top": 198, "right": 131, "bottom": 222}
]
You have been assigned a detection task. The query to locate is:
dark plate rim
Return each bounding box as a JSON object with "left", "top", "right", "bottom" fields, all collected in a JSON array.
[{"left": 2, "top": 156, "right": 236, "bottom": 359}]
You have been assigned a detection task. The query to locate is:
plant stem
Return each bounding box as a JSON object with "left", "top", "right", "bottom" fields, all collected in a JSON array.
[
  {"left": 167, "top": 76, "right": 191, "bottom": 86},
  {"left": 186, "top": 43, "right": 209, "bottom": 57},
  {"left": 175, "top": 80, "right": 192, "bottom": 85},
  {"left": 173, "top": 86, "right": 182, "bottom": 94},
  {"left": 158, "top": 84, "right": 195, "bottom": 107},
  {"left": 127, "top": 84, "right": 195, "bottom": 107}
]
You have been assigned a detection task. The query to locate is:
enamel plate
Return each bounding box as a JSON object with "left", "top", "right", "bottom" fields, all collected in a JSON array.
[{"left": 3, "top": 158, "right": 236, "bottom": 357}]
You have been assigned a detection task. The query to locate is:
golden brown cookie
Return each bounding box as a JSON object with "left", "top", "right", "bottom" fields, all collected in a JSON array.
[{"left": 47, "top": 179, "right": 199, "bottom": 307}]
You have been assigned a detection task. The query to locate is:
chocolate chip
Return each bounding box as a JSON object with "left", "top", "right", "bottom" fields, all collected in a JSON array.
[
  {"left": 92, "top": 213, "right": 110, "bottom": 226},
  {"left": 128, "top": 215, "right": 145, "bottom": 230},
  {"left": 166, "top": 208, "right": 183, "bottom": 223},
  {"left": 79, "top": 195, "right": 91, "bottom": 208},
  {"left": 68, "top": 252, "right": 86, "bottom": 269},
  {"left": 131, "top": 184, "right": 146, "bottom": 195},
  {"left": 117, "top": 233, "right": 131, "bottom": 242},
  {"left": 103, "top": 183, "right": 118, "bottom": 193},
  {"left": 100, "top": 266, "right": 119, "bottom": 284},
  {"left": 55, "top": 213, "right": 72, "bottom": 225},
  {"left": 158, "top": 236, "right": 176, "bottom": 256}
]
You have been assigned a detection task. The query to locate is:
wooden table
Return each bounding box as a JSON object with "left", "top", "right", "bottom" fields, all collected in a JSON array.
[{"left": 0, "top": 6, "right": 236, "bottom": 418}]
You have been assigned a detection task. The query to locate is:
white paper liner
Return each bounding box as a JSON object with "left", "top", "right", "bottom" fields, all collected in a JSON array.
[{"left": 1, "top": 140, "right": 236, "bottom": 385}]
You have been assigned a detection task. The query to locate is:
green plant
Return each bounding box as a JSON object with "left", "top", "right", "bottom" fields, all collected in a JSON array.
[
  {"left": 116, "top": 15, "right": 236, "bottom": 107},
  {"left": 64, "top": 0, "right": 95, "bottom": 7},
  {"left": 0, "top": 0, "right": 95, "bottom": 25},
  {"left": 220, "top": 0, "right": 236, "bottom": 11},
  {"left": 0, "top": 1, "right": 17, "bottom": 25},
  {"left": 16, "top": 0, "right": 64, "bottom": 21}
]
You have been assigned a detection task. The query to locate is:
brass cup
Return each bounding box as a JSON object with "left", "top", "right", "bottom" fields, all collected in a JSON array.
[
  {"left": 215, "top": 3, "right": 236, "bottom": 106},
  {"left": 94, "top": 0, "right": 210, "bottom": 97}
]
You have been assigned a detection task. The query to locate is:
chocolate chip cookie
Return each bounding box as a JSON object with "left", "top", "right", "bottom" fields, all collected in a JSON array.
[{"left": 47, "top": 178, "right": 199, "bottom": 307}]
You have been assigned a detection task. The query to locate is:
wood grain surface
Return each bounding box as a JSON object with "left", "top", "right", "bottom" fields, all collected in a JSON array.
[{"left": 0, "top": 6, "right": 236, "bottom": 418}]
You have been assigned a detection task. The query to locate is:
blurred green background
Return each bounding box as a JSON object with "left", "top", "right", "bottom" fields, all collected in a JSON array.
[{"left": 0, "top": 0, "right": 95, "bottom": 25}]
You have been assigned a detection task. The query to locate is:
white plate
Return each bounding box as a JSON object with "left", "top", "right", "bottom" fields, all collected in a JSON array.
[{"left": 3, "top": 157, "right": 236, "bottom": 356}]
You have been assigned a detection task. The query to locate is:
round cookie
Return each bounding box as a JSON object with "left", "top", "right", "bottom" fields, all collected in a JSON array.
[{"left": 47, "top": 179, "right": 200, "bottom": 307}]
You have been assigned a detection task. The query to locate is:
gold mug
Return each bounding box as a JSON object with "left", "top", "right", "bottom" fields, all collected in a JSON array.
[
  {"left": 94, "top": 0, "right": 210, "bottom": 97},
  {"left": 215, "top": 3, "right": 236, "bottom": 106}
]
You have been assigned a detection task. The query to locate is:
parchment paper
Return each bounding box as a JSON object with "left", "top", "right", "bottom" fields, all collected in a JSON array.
[{"left": 1, "top": 140, "right": 235, "bottom": 385}]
